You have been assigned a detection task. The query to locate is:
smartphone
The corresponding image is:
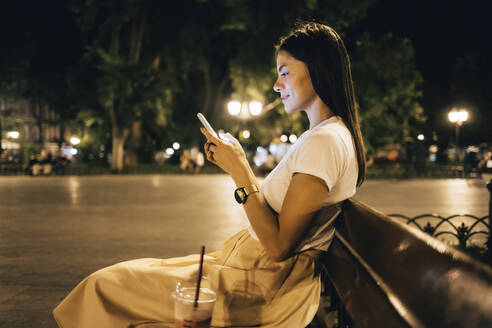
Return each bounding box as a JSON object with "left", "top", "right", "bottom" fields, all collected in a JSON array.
[{"left": 197, "top": 113, "right": 219, "bottom": 138}]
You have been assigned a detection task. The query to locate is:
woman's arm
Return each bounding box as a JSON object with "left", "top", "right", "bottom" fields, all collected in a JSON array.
[{"left": 202, "top": 128, "right": 329, "bottom": 261}]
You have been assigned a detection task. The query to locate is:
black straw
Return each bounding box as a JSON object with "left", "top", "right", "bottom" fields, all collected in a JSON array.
[{"left": 194, "top": 245, "right": 205, "bottom": 308}]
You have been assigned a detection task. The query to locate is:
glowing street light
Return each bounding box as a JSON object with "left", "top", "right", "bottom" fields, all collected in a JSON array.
[
  {"left": 289, "top": 134, "right": 297, "bottom": 143},
  {"left": 280, "top": 134, "right": 288, "bottom": 143},
  {"left": 242, "top": 130, "right": 250, "bottom": 139},
  {"left": 70, "top": 137, "right": 81, "bottom": 145},
  {"left": 172, "top": 142, "right": 180, "bottom": 150},
  {"left": 249, "top": 101, "right": 262, "bottom": 116},
  {"left": 448, "top": 108, "right": 469, "bottom": 162},
  {"left": 227, "top": 101, "right": 241, "bottom": 116},
  {"left": 165, "top": 148, "right": 174, "bottom": 156},
  {"left": 448, "top": 109, "right": 469, "bottom": 124},
  {"left": 417, "top": 134, "right": 424, "bottom": 141},
  {"left": 7, "top": 131, "right": 19, "bottom": 139},
  {"left": 227, "top": 100, "right": 263, "bottom": 119}
]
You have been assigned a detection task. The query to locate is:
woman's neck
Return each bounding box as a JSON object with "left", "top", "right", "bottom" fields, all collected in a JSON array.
[{"left": 305, "top": 97, "right": 334, "bottom": 130}]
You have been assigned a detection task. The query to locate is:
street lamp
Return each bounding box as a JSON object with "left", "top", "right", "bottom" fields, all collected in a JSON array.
[
  {"left": 70, "top": 137, "right": 81, "bottom": 145},
  {"left": 7, "top": 131, "right": 19, "bottom": 139},
  {"left": 165, "top": 148, "right": 174, "bottom": 156},
  {"left": 227, "top": 101, "right": 241, "bottom": 116},
  {"left": 227, "top": 100, "right": 263, "bottom": 119},
  {"left": 448, "top": 108, "right": 469, "bottom": 162},
  {"left": 241, "top": 130, "right": 250, "bottom": 139},
  {"left": 249, "top": 101, "right": 262, "bottom": 116}
]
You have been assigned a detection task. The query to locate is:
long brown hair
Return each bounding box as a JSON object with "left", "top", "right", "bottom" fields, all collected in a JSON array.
[{"left": 276, "top": 22, "right": 366, "bottom": 186}]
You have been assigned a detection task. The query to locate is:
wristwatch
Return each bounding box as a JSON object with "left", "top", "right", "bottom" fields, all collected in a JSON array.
[{"left": 234, "top": 184, "right": 259, "bottom": 204}]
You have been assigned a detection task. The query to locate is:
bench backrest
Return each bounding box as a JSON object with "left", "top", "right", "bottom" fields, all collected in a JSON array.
[{"left": 322, "top": 198, "right": 492, "bottom": 328}]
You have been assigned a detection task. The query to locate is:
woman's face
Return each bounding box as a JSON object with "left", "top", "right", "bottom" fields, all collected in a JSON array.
[{"left": 273, "top": 50, "right": 317, "bottom": 114}]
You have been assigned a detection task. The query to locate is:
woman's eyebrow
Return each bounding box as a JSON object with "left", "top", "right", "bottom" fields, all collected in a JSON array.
[{"left": 278, "top": 65, "right": 287, "bottom": 73}]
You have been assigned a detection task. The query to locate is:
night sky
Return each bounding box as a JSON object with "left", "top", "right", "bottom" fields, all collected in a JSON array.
[
  {"left": 1, "top": 0, "right": 490, "bottom": 146},
  {"left": 356, "top": 0, "right": 491, "bottom": 145}
]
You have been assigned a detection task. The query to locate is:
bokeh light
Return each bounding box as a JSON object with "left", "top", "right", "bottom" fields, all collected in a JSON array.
[
  {"left": 242, "top": 130, "right": 250, "bottom": 139},
  {"left": 7, "top": 131, "right": 19, "bottom": 139},
  {"left": 249, "top": 101, "right": 262, "bottom": 116},
  {"left": 227, "top": 101, "right": 241, "bottom": 115},
  {"left": 70, "top": 137, "right": 80, "bottom": 145}
]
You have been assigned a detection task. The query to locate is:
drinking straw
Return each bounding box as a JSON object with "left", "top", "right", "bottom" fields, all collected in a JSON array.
[{"left": 194, "top": 245, "right": 205, "bottom": 308}]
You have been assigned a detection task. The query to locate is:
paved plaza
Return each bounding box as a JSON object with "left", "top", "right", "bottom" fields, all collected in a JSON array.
[{"left": 0, "top": 174, "right": 490, "bottom": 327}]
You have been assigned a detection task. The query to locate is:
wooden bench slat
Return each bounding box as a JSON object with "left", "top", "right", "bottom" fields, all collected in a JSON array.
[
  {"left": 321, "top": 198, "right": 492, "bottom": 328},
  {"left": 324, "top": 236, "right": 415, "bottom": 327}
]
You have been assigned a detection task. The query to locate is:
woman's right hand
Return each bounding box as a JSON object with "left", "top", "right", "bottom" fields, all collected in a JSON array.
[{"left": 201, "top": 128, "right": 248, "bottom": 177}]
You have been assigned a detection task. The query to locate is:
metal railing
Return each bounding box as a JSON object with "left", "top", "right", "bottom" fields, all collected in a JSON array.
[{"left": 388, "top": 213, "right": 489, "bottom": 248}]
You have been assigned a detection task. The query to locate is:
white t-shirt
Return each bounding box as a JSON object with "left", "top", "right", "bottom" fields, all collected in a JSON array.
[{"left": 248, "top": 115, "right": 358, "bottom": 251}]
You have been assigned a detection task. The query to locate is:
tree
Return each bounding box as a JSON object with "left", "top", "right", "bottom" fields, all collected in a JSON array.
[
  {"left": 72, "top": 0, "right": 170, "bottom": 171},
  {"left": 351, "top": 33, "right": 426, "bottom": 157},
  {"left": 0, "top": 0, "right": 85, "bottom": 156},
  {"left": 69, "top": 0, "right": 381, "bottom": 168}
]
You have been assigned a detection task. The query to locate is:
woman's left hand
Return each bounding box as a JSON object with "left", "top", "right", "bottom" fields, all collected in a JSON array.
[{"left": 200, "top": 128, "right": 248, "bottom": 176}]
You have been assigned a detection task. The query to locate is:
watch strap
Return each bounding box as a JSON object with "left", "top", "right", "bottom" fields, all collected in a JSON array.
[
  {"left": 242, "top": 184, "right": 259, "bottom": 195},
  {"left": 234, "top": 184, "right": 259, "bottom": 204}
]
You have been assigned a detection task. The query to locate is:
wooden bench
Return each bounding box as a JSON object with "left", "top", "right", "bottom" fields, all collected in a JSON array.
[{"left": 312, "top": 198, "right": 492, "bottom": 328}]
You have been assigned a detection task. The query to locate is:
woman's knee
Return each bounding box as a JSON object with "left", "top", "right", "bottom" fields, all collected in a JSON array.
[{"left": 84, "top": 266, "right": 120, "bottom": 293}]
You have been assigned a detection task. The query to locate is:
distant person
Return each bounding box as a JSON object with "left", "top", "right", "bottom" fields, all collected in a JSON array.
[
  {"left": 25, "top": 154, "right": 36, "bottom": 175},
  {"left": 43, "top": 152, "right": 53, "bottom": 175},
  {"left": 179, "top": 149, "right": 194, "bottom": 173},
  {"left": 31, "top": 152, "right": 43, "bottom": 176},
  {"left": 189, "top": 147, "right": 200, "bottom": 173},
  {"left": 53, "top": 153, "right": 69, "bottom": 175},
  {"left": 54, "top": 22, "right": 366, "bottom": 327},
  {"left": 30, "top": 150, "right": 52, "bottom": 176},
  {"left": 194, "top": 150, "right": 205, "bottom": 173}
]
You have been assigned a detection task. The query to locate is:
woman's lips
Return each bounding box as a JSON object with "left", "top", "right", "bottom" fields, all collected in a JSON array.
[{"left": 281, "top": 95, "right": 289, "bottom": 100}]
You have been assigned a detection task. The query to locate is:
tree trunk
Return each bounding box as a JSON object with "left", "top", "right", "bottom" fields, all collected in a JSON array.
[
  {"left": 107, "top": 7, "right": 126, "bottom": 173},
  {"left": 123, "top": 7, "right": 147, "bottom": 169},
  {"left": 34, "top": 103, "right": 44, "bottom": 147},
  {"left": 111, "top": 125, "right": 129, "bottom": 172},
  {"left": 123, "top": 121, "right": 141, "bottom": 169},
  {"left": 58, "top": 123, "right": 65, "bottom": 153}
]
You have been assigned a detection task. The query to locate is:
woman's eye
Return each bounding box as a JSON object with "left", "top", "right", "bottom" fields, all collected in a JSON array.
[{"left": 281, "top": 72, "right": 288, "bottom": 77}]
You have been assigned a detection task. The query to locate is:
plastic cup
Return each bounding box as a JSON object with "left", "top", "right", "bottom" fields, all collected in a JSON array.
[{"left": 172, "top": 286, "right": 216, "bottom": 328}]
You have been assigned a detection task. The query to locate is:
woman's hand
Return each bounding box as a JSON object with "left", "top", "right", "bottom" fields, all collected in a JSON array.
[{"left": 200, "top": 128, "right": 248, "bottom": 176}]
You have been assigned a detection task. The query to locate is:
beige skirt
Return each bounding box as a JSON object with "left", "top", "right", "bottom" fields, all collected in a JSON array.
[{"left": 53, "top": 229, "right": 322, "bottom": 328}]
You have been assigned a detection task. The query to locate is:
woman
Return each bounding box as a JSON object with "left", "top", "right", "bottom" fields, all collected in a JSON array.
[{"left": 53, "top": 22, "right": 365, "bottom": 328}]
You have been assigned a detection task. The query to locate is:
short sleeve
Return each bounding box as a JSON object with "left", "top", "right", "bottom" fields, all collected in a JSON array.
[{"left": 292, "top": 131, "right": 345, "bottom": 191}]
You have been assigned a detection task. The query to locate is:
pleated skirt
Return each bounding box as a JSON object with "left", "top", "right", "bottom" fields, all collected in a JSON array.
[{"left": 53, "top": 229, "right": 322, "bottom": 328}]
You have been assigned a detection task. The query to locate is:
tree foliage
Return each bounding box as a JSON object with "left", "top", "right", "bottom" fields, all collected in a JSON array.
[
  {"left": 0, "top": 0, "right": 429, "bottom": 169},
  {"left": 220, "top": 0, "right": 378, "bottom": 146},
  {"left": 351, "top": 33, "right": 426, "bottom": 155}
]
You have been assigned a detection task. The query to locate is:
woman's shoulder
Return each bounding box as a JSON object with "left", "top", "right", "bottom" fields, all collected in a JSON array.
[
  {"left": 302, "top": 121, "right": 350, "bottom": 145},
  {"left": 294, "top": 121, "right": 354, "bottom": 162}
]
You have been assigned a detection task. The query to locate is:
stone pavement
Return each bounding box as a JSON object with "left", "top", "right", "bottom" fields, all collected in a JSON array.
[{"left": 0, "top": 174, "right": 490, "bottom": 327}]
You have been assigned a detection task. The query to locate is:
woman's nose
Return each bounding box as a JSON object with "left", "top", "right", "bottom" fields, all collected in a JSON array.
[{"left": 273, "top": 79, "right": 282, "bottom": 92}]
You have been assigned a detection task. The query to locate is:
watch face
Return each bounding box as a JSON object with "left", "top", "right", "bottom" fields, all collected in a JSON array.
[{"left": 234, "top": 189, "right": 246, "bottom": 203}]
